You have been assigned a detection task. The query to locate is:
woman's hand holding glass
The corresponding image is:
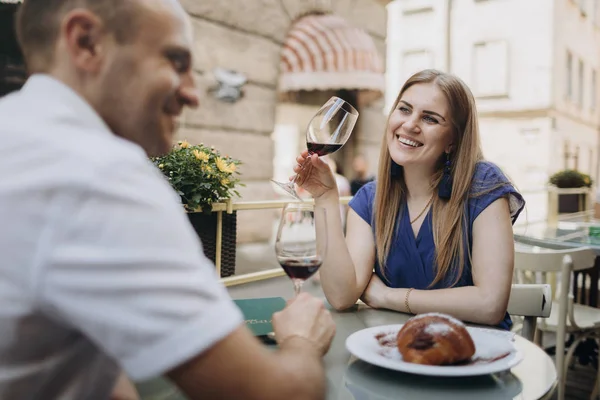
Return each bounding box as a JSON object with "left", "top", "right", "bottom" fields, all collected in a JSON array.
[{"left": 292, "top": 150, "right": 338, "bottom": 200}]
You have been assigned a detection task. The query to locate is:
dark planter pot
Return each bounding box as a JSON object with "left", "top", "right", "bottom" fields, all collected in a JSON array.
[
  {"left": 558, "top": 193, "right": 587, "bottom": 214},
  {"left": 187, "top": 211, "right": 237, "bottom": 278}
]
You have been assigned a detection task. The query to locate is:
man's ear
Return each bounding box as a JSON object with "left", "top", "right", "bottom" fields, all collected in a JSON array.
[{"left": 61, "top": 9, "right": 106, "bottom": 73}]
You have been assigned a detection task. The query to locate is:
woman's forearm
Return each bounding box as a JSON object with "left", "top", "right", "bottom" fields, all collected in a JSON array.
[
  {"left": 382, "top": 286, "right": 508, "bottom": 326},
  {"left": 315, "top": 193, "right": 362, "bottom": 309}
]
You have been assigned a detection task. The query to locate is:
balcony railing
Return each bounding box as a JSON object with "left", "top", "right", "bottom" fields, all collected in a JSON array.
[
  {"left": 213, "top": 187, "right": 596, "bottom": 286},
  {"left": 210, "top": 196, "right": 353, "bottom": 287}
]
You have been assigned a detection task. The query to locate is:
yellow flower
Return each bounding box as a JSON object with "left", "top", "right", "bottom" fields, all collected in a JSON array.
[
  {"left": 221, "top": 178, "right": 230, "bottom": 186},
  {"left": 179, "top": 140, "right": 190, "bottom": 149},
  {"left": 216, "top": 157, "right": 234, "bottom": 173},
  {"left": 228, "top": 163, "right": 237, "bottom": 173},
  {"left": 158, "top": 164, "right": 164, "bottom": 169},
  {"left": 202, "top": 165, "right": 212, "bottom": 173},
  {"left": 584, "top": 176, "right": 590, "bottom": 184},
  {"left": 192, "top": 149, "right": 209, "bottom": 162}
]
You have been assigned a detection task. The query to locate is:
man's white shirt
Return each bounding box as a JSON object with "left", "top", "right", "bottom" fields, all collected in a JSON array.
[{"left": 0, "top": 75, "right": 243, "bottom": 399}]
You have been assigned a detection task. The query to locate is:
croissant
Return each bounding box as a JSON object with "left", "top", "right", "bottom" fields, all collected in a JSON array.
[{"left": 396, "top": 313, "right": 476, "bottom": 365}]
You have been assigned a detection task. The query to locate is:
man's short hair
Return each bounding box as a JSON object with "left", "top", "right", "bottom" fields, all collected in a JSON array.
[{"left": 16, "top": 0, "right": 141, "bottom": 73}]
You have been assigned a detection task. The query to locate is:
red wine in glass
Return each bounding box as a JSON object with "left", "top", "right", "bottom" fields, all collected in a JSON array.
[
  {"left": 306, "top": 142, "right": 343, "bottom": 157},
  {"left": 275, "top": 204, "right": 327, "bottom": 297},
  {"left": 271, "top": 96, "right": 358, "bottom": 200},
  {"left": 278, "top": 257, "right": 322, "bottom": 281}
]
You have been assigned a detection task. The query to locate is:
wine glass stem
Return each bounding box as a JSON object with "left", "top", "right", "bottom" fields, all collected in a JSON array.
[
  {"left": 293, "top": 280, "right": 303, "bottom": 297},
  {"left": 290, "top": 152, "right": 313, "bottom": 187}
]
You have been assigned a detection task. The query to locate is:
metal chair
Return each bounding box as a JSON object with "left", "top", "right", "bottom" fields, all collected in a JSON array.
[
  {"left": 514, "top": 245, "right": 600, "bottom": 400},
  {"left": 508, "top": 283, "right": 552, "bottom": 342}
]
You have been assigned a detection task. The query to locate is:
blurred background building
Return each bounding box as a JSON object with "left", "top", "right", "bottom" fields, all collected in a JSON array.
[
  {"left": 175, "top": 0, "right": 390, "bottom": 241},
  {"left": 0, "top": 0, "right": 391, "bottom": 270},
  {"left": 387, "top": 0, "right": 600, "bottom": 224},
  {"left": 0, "top": 0, "right": 27, "bottom": 97},
  {"left": 5, "top": 0, "right": 598, "bottom": 239}
]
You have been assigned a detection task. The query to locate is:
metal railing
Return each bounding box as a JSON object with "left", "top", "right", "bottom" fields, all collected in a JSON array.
[
  {"left": 212, "top": 196, "right": 353, "bottom": 287},
  {"left": 214, "top": 187, "right": 596, "bottom": 287}
]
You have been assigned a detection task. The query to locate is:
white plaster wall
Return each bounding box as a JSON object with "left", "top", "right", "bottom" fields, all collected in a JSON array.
[
  {"left": 479, "top": 116, "right": 554, "bottom": 224},
  {"left": 450, "top": 0, "right": 554, "bottom": 112}
]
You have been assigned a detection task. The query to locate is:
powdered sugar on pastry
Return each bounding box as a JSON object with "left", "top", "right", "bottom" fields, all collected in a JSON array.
[
  {"left": 410, "top": 312, "right": 465, "bottom": 327},
  {"left": 424, "top": 323, "right": 452, "bottom": 336}
]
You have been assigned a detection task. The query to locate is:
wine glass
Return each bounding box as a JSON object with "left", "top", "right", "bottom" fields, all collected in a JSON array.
[
  {"left": 272, "top": 96, "right": 359, "bottom": 200},
  {"left": 275, "top": 203, "right": 327, "bottom": 296}
]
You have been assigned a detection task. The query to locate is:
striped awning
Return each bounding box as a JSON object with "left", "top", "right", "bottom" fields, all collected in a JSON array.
[{"left": 279, "top": 14, "right": 385, "bottom": 94}]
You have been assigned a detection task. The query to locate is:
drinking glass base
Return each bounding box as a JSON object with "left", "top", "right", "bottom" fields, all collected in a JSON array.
[{"left": 271, "top": 180, "right": 303, "bottom": 201}]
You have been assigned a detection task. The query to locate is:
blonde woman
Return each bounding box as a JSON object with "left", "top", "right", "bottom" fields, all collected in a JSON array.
[{"left": 294, "top": 69, "right": 524, "bottom": 329}]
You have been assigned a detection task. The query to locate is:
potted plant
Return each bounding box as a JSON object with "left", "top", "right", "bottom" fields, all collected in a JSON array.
[
  {"left": 548, "top": 169, "right": 593, "bottom": 214},
  {"left": 152, "top": 140, "right": 243, "bottom": 277}
]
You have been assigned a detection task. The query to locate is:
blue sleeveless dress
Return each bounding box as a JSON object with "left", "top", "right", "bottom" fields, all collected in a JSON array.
[{"left": 348, "top": 161, "right": 525, "bottom": 330}]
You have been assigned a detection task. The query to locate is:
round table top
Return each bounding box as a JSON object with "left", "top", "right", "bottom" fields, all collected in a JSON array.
[{"left": 228, "top": 276, "right": 558, "bottom": 400}]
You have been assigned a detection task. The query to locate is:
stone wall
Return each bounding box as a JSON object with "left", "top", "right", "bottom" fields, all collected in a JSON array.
[{"left": 177, "top": 0, "right": 390, "bottom": 242}]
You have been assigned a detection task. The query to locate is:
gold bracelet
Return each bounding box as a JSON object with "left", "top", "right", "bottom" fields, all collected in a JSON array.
[{"left": 405, "top": 288, "right": 414, "bottom": 314}]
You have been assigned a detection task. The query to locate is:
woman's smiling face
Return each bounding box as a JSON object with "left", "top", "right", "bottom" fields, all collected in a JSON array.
[{"left": 387, "top": 82, "right": 454, "bottom": 172}]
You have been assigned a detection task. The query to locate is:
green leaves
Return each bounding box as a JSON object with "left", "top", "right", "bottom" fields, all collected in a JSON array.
[
  {"left": 549, "top": 169, "right": 593, "bottom": 189},
  {"left": 151, "top": 141, "right": 243, "bottom": 211}
]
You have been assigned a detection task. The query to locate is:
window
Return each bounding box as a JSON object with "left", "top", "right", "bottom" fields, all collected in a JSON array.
[
  {"left": 578, "top": 59, "right": 585, "bottom": 107},
  {"left": 592, "top": 69, "right": 597, "bottom": 110},
  {"left": 472, "top": 40, "right": 509, "bottom": 98},
  {"left": 401, "top": 50, "right": 433, "bottom": 83},
  {"left": 566, "top": 51, "right": 573, "bottom": 101}
]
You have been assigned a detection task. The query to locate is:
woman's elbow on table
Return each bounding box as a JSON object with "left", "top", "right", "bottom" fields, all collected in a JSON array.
[
  {"left": 478, "top": 300, "right": 508, "bottom": 326},
  {"left": 326, "top": 295, "right": 358, "bottom": 312}
]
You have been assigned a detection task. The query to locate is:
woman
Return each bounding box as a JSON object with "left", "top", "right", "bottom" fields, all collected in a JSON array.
[{"left": 294, "top": 69, "right": 524, "bottom": 329}]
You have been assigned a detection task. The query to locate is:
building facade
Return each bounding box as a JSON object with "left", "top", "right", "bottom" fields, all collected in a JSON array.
[
  {"left": 1, "top": 0, "right": 391, "bottom": 243},
  {"left": 387, "top": 0, "right": 600, "bottom": 224},
  {"left": 177, "top": 0, "right": 390, "bottom": 240}
]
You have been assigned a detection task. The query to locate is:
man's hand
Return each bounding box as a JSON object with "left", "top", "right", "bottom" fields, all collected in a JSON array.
[{"left": 272, "top": 292, "right": 335, "bottom": 356}]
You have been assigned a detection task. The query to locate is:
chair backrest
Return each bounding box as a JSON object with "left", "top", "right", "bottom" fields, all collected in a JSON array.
[
  {"left": 514, "top": 245, "right": 597, "bottom": 338},
  {"left": 514, "top": 245, "right": 596, "bottom": 274},
  {"left": 507, "top": 284, "right": 552, "bottom": 341},
  {"left": 572, "top": 259, "right": 599, "bottom": 307},
  {"left": 514, "top": 245, "right": 596, "bottom": 301},
  {"left": 507, "top": 284, "right": 552, "bottom": 318}
]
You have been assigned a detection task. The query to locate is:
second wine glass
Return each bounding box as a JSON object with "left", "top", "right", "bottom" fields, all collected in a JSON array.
[
  {"left": 271, "top": 96, "right": 358, "bottom": 200},
  {"left": 275, "top": 203, "right": 327, "bottom": 296}
]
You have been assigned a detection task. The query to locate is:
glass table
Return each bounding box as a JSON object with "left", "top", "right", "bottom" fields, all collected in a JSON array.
[
  {"left": 514, "top": 213, "right": 600, "bottom": 251},
  {"left": 135, "top": 276, "right": 558, "bottom": 400},
  {"left": 229, "top": 276, "right": 557, "bottom": 400}
]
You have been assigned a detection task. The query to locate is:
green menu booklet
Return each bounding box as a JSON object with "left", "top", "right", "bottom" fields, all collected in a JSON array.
[{"left": 233, "top": 297, "right": 287, "bottom": 337}]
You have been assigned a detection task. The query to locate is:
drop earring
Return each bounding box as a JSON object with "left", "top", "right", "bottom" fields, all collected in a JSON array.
[{"left": 438, "top": 152, "right": 453, "bottom": 200}]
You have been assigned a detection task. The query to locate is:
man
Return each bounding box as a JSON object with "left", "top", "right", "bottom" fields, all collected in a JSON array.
[{"left": 0, "top": 0, "right": 335, "bottom": 399}]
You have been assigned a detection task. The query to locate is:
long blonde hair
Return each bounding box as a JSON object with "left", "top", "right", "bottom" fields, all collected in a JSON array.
[{"left": 374, "top": 69, "right": 483, "bottom": 287}]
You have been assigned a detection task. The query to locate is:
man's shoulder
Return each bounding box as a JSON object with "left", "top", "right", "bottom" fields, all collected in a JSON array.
[
  {"left": 0, "top": 84, "right": 149, "bottom": 173},
  {"left": 1, "top": 106, "right": 150, "bottom": 180}
]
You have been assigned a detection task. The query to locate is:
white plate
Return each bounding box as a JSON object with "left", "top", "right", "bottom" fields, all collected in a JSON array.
[{"left": 345, "top": 324, "right": 523, "bottom": 377}]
